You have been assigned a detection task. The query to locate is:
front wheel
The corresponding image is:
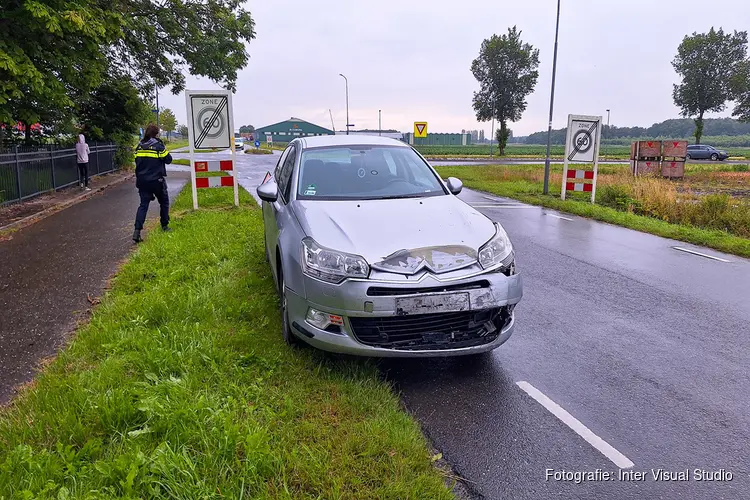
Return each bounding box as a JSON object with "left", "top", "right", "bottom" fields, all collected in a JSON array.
[
  {"left": 711, "top": 153, "right": 719, "bottom": 161},
  {"left": 278, "top": 267, "right": 299, "bottom": 347},
  {"left": 686, "top": 153, "right": 692, "bottom": 160}
]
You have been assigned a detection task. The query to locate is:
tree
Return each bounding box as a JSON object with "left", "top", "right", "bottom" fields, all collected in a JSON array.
[
  {"left": 159, "top": 108, "right": 177, "bottom": 139},
  {"left": 111, "top": 0, "right": 256, "bottom": 96},
  {"left": 0, "top": 0, "right": 121, "bottom": 141},
  {"left": 178, "top": 124, "right": 188, "bottom": 138},
  {"left": 672, "top": 28, "right": 748, "bottom": 144},
  {"left": 78, "top": 75, "right": 151, "bottom": 166},
  {"left": 239, "top": 124, "right": 255, "bottom": 133},
  {"left": 731, "top": 60, "right": 750, "bottom": 122},
  {"left": 1, "top": 0, "right": 255, "bottom": 146},
  {"left": 471, "top": 27, "right": 539, "bottom": 155}
]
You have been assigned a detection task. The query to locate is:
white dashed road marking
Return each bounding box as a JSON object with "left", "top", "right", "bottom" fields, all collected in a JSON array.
[
  {"left": 672, "top": 246, "right": 731, "bottom": 263},
  {"left": 517, "top": 381, "right": 635, "bottom": 469},
  {"left": 545, "top": 213, "right": 574, "bottom": 221}
]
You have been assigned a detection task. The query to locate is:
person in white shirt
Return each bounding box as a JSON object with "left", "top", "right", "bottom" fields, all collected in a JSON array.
[{"left": 75, "top": 134, "right": 91, "bottom": 191}]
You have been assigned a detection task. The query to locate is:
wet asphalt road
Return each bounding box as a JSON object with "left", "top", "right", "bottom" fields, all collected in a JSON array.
[
  {"left": 382, "top": 190, "right": 750, "bottom": 499},
  {"left": 172, "top": 149, "right": 750, "bottom": 499},
  {"left": 0, "top": 175, "right": 188, "bottom": 404}
]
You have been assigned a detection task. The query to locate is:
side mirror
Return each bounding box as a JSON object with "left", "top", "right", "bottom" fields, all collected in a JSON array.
[
  {"left": 446, "top": 177, "right": 463, "bottom": 195},
  {"left": 257, "top": 181, "right": 278, "bottom": 202}
]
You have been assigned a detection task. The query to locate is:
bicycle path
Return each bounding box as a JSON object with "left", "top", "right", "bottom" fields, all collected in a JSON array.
[{"left": 0, "top": 174, "right": 189, "bottom": 404}]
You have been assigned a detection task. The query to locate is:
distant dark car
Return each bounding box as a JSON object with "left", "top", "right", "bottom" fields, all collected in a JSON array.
[{"left": 686, "top": 144, "right": 728, "bottom": 161}]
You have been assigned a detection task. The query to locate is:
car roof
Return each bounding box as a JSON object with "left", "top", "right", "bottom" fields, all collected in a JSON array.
[{"left": 299, "top": 135, "right": 409, "bottom": 149}]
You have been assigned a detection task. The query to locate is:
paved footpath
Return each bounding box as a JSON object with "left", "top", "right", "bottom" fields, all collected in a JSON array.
[{"left": 0, "top": 174, "right": 188, "bottom": 404}]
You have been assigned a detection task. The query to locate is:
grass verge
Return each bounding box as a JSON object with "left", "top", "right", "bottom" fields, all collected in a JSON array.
[
  {"left": 0, "top": 187, "right": 453, "bottom": 499},
  {"left": 436, "top": 165, "right": 750, "bottom": 258}
]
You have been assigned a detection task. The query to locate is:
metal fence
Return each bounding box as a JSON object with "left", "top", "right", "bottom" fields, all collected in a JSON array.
[{"left": 0, "top": 143, "right": 118, "bottom": 205}]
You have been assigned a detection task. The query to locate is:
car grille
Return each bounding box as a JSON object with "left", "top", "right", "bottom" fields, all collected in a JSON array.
[
  {"left": 349, "top": 307, "right": 512, "bottom": 350},
  {"left": 366, "top": 280, "right": 490, "bottom": 297}
]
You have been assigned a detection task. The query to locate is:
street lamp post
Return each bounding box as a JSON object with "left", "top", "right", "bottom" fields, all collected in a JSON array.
[
  {"left": 543, "top": 0, "right": 562, "bottom": 195},
  {"left": 339, "top": 74, "right": 349, "bottom": 135},
  {"left": 379, "top": 110, "right": 382, "bottom": 136},
  {"left": 605, "top": 109, "right": 610, "bottom": 159},
  {"left": 489, "top": 95, "right": 497, "bottom": 157}
]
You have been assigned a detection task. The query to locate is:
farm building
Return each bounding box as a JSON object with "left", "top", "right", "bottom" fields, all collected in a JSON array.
[
  {"left": 254, "top": 117, "right": 334, "bottom": 142},
  {"left": 402, "top": 132, "right": 472, "bottom": 146}
]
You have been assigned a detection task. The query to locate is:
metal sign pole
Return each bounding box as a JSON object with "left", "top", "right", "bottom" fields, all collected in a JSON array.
[
  {"left": 591, "top": 116, "right": 603, "bottom": 203},
  {"left": 561, "top": 114, "right": 573, "bottom": 201},
  {"left": 227, "top": 92, "right": 239, "bottom": 207},
  {"left": 185, "top": 91, "right": 198, "bottom": 210}
]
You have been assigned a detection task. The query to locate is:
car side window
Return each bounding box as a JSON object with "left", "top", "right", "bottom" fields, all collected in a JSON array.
[
  {"left": 277, "top": 144, "right": 297, "bottom": 202},
  {"left": 275, "top": 147, "right": 290, "bottom": 184}
]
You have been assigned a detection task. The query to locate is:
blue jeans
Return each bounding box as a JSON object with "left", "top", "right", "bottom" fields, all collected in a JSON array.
[{"left": 134, "top": 179, "right": 169, "bottom": 230}]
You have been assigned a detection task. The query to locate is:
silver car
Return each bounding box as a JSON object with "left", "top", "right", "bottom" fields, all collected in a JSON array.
[{"left": 257, "top": 135, "right": 523, "bottom": 357}]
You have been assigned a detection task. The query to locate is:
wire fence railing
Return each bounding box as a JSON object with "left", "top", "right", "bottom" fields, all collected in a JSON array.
[{"left": 0, "top": 143, "right": 118, "bottom": 205}]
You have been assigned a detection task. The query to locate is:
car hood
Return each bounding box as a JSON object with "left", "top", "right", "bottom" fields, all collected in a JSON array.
[{"left": 292, "top": 195, "right": 496, "bottom": 268}]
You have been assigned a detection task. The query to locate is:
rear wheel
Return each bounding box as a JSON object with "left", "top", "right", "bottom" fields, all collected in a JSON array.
[
  {"left": 711, "top": 153, "right": 719, "bottom": 161},
  {"left": 686, "top": 153, "right": 692, "bottom": 160},
  {"left": 278, "top": 266, "right": 299, "bottom": 346}
]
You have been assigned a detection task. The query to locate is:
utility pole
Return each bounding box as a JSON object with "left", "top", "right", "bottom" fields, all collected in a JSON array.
[
  {"left": 605, "top": 109, "right": 610, "bottom": 159},
  {"left": 339, "top": 74, "right": 349, "bottom": 135},
  {"left": 543, "top": 0, "right": 561, "bottom": 195},
  {"left": 379, "top": 110, "right": 382, "bottom": 136},
  {"left": 329, "top": 109, "right": 336, "bottom": 133}
]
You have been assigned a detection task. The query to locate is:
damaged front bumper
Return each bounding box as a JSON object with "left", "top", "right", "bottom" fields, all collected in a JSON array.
[{"left": 285, "top": 266, "right": 523, "bottom": 357}]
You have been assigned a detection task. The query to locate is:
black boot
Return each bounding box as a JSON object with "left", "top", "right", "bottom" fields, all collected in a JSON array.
[
  {"left": 133, "top": 229, "right": 143, "bottom": 243},
  {"left": 162, "top": 225, "right": 171, "bottom": 232}
]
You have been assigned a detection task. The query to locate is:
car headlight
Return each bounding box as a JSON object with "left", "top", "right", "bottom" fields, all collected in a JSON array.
[
  {"left": 478, "top": 223, "right": 514, "bottom": 270},
  {"left": 301, "top": 237, "right": 369, "bottom": 283}
]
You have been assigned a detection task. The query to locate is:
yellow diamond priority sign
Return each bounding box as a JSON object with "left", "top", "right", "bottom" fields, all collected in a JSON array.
[{"left": 414, "top": 122, "right": 428, "bottom": 138}]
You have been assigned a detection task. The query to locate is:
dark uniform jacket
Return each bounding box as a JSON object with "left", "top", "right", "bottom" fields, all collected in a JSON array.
[{"left": 135, "top": 138, "right": 172, "bottom": 188}]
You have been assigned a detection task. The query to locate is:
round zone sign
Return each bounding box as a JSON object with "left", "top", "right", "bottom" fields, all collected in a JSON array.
[
  {"left": 196, "top": 107, "right": 226, "bottom": 139},
  {"left": 572, "top": 129, "right": 592, "bottom": 154}
]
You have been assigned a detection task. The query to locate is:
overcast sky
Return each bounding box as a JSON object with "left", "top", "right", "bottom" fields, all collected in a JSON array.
[{"left": 158, "top": 0, "right": 750, "bottom": 136}]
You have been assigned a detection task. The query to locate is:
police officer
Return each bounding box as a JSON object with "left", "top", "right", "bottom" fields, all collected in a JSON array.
[{"left": 133, "top": 124, "right": 173, "bottom": 243}]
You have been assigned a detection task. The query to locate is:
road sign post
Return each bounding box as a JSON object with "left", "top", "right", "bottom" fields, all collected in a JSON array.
[
  {"left": 561, "top": 114, "right": 602, "bottom": 202},
  {"left": 185, "top": 90, "right": 238, "bottom": 208}
]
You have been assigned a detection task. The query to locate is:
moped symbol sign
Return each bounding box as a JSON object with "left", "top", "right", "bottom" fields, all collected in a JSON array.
[{"left": 189, "top": 94, "right": 232, "bottom": 149}]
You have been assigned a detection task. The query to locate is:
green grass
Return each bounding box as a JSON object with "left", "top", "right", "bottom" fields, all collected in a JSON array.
[
  {"left": 436, "top": 165, "right": 750, "bottom": 258},
  {"left": 0, "top": 188, "right": 453, "bottom": 499},
  {"left": 417, "top": 144, "right": 749, "bottom": 159},
  {"left": 245, "top": 148, "right": 273, "bottom": 155},
  {"left": 163, "top": 138, "right": 188, "bottom": 150},
  {"left": 171, "top": 158, "right": 190, "bottom": 166}
]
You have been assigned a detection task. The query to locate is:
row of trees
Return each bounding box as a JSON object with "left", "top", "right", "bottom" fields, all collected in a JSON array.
[
  {"left": 470, "top": 27, "right": 750, "bottom": 154},
  {"left": 524, "top": 118, "right": 750, "bottom": 145},
  {"left": 0, "top": 0, "right": 255, "bottom": 155}
]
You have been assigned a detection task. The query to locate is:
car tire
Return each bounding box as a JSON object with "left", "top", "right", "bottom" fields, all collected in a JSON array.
[
  {"left": 686, "top": 153, "right": 691, "bottom": 160},
  {"left": 711, "top": 153, "right": 719, "bottom": 161},
  {"left": 278, "top": 266, "right": 299, "bottom": 347}
]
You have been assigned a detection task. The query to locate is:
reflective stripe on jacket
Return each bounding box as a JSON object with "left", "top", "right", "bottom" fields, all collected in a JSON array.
[{"left": 135, "top": 138, "right": 172, "bottom": 187}]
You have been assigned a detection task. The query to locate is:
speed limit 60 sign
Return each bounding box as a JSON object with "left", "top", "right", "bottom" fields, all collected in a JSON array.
[
  {"left": 566, "top": 115, "right": 601, "bottom": 163},
  {"left": 562, "top": 114, "right": 602, "bottom": 203},
  {"left": 186, "top": 91, "right": 234, "bottom": 149},
  {"left": 185, "top": 89, "right": 239, "bottom": 209}
]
